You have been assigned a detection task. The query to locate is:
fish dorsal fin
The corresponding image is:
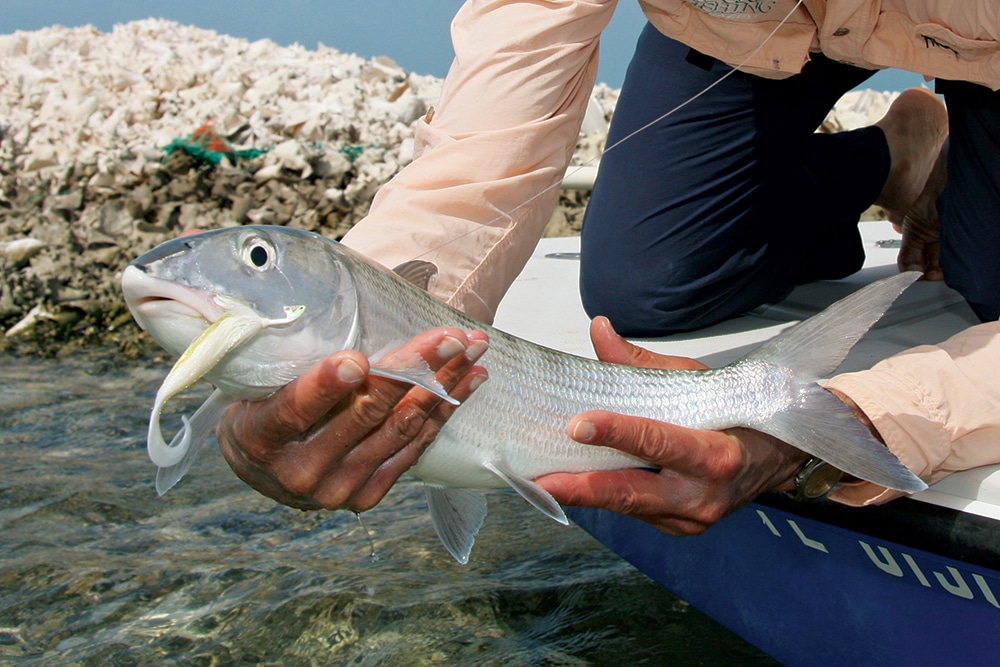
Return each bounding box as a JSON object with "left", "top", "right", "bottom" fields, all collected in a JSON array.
[
  {"left": 393, "top": 260, "right": 438, "bottom": 291},
  {"left": 368, "top": 344, "right": 460, "bottom": 405},
  {"left": 484, "top": 459, "right": 568, "bottom": 525},
  {"left": 155, "top": 389, "right": 235, "bottom": 496},
  {"left": 425, "top": 485, "right": 488, "bottom": 564},
  {"left": 744, "top": 271, "right": 920, "bottom": 379}
]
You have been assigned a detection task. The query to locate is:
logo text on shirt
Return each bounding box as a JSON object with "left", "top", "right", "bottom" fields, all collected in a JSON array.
[{"left": 687, "top": 0, "right": 778, "bottom": 15}]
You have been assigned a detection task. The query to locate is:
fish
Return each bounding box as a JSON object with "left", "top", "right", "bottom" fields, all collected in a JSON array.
[{"left": 122, "top": 225, "right": 927, "bottom": 563}]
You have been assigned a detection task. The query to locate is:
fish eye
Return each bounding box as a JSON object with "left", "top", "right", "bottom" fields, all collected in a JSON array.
[
  {"left": 249, "top": 245, "right": 269, "bottom": 267},
  {"left": 241, "top": 236, "right": 277, "bottom": 272}
]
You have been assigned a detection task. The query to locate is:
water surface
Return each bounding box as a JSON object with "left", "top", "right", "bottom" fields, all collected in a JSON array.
[{"left": 0, "top": 348, "right": 778, "bottom": 665}]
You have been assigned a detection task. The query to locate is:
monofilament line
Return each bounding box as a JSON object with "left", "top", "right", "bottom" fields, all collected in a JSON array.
[{"left": 412, "top": 0, "right": 806, "bottom": 260}]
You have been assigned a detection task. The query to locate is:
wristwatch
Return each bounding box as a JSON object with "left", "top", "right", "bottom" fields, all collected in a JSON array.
[{"left": 792, "top": 457, "right": 844, "bottom": 501}]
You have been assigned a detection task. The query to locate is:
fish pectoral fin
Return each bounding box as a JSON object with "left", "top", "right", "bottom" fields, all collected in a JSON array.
[
  {"left": 756, "top": 382, "right": 927, "bottom": 493},
  {"left": 484, "top": 460, "right": 568, "bottom": 526},
  {"left": 155, "top": 389, "right": 235, "bottom": 496},
  {"left": 425, "top": 485, "right": 488, "bottom": 565},
  {"left": 369, "top": 344, "right": 459, "bottom": 406}
]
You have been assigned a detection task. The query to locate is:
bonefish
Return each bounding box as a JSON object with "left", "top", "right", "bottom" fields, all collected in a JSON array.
[{"left": 122, "top": 225, "right": 926, "bottom": 563}]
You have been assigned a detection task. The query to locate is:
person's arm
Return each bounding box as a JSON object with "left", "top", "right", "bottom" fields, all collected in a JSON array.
[
  {"left": 216, "top": 0, "right": 613, "bottom": 509},
  {"left": 825, "top": 319, "right": 1000, "bottom": 505},
  {"left": 344, "top": 0, "right": 615, "bottom": 322}
]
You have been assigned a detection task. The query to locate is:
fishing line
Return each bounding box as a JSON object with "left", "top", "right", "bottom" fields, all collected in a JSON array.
[
  {"left": 355, "top": 511, "right": 381, "bottom": 563},
  {"left": 597, "top": 0, "right": 806, "bottom": 159},
  {"left": 411, "top": 0, "right": 806, "bottom": 261}
]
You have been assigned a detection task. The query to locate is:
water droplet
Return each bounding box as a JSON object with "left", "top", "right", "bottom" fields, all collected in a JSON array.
[{"left": 354, "top": 511, "right": 379, "bottom": 563}]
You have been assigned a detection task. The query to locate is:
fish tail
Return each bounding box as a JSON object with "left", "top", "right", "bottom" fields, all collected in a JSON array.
[
  {"left": 756, "top": 382, "right": 926, "bottom": 492},
  {"left": 745, "top": 271, "right": 921, "bottom": 378},
  {"left": 746, "top": 272, "right": 927, "bottom": 492}
]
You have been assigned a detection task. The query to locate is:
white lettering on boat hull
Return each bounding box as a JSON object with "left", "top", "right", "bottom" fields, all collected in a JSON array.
[{"left": 756, "top": 508, "right": 1000, "bottom": 609}]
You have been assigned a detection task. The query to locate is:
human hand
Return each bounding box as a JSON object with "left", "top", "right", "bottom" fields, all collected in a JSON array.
[
  {"left": 216, "top": 327, "right": 489, "bottom": 512},
  {"left": 535, "top": 317, "right": 809, "bottom": 536}
]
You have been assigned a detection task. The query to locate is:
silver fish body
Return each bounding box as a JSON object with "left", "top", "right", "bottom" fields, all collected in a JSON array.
[{"left": 122, "top": 225, "right": 926, "bottom": 563}]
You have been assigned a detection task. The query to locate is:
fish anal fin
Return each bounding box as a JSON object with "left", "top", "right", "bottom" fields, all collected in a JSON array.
[
  {"left": 426, "top": 486, "right": 488, "bottom": 564},
  {"left": 754, "top": 382, "right": 927, "bottom": 493},
  {"left": 484, "top": 460, "right": 568, "bottom": 525}
]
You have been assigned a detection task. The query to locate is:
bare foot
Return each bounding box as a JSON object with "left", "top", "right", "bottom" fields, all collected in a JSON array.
[{"left": 874, "top": 88, "right": 948, "bottom": 221}]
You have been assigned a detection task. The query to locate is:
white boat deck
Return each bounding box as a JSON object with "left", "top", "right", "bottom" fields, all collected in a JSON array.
[{"left": 493, "top": 221, "right": 1000, "bottom": 520}]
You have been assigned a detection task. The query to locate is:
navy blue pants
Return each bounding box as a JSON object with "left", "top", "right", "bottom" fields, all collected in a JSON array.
[
  {"left": 937, "top": 79, "right": 1000, "bottom": 322},
  {"left": 581, "top": 24, "right": 998, "bottom": 334}
]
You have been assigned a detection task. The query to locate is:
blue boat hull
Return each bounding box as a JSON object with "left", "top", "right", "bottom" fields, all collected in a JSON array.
[{"left": 569, "top": 497, "right": 1000, "bottom": 665}]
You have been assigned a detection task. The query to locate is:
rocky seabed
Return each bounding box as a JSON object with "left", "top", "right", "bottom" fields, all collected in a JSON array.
[{"left": 0, "top": 19, "right": 898, "bottom": 354}]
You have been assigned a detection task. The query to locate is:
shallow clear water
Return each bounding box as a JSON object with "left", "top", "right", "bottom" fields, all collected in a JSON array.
[{"left": 0, "top": 348, "right": 777, "bottom": 666}]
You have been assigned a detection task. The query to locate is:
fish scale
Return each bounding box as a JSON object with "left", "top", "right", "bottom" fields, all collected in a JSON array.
[{"left": 122, "top": 225, "right": 928, "bottom": 564}]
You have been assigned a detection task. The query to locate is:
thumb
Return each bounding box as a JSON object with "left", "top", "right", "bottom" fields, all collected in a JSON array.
[{"left": 589, "top": 317, "right": 707, "bottom": 371}]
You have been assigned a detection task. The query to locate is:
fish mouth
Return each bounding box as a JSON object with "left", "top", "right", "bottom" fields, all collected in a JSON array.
[
  {"left": 122, "top": 265, "right": 225, "bottom": 326},
  {"left": 121, "top": 265, "right": 239, "bottom": 357}
]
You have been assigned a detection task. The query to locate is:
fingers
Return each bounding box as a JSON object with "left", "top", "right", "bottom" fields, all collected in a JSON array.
[
  {"left": 309, "top": 332, "right": 489, "bottom": 509},
  {"left": 233, "top": 351, "right": 371, "bottom": 452},
  {"left": 350, "top": 362, "right": 488, "bottom": 509},
  {"left": 537, "top": 468, "right": 717, "bottom": 536},
  {"left": 589, "top": 317, "right": 708, "bottom": 371},
  {"left": 216, "top": 350, "right": 372, "bottom": 505},
  {"left": 539, "top": 411, "right": 740, "bottom": 534},
  {"left": 567, "top": 410, "right": 739, "bottom": 479},
  {"left": 535, "top": 410, "right": 807, "bottom": 536},
  {"left": 216, "top": 327, "right": 490, "bottom": 512}
]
